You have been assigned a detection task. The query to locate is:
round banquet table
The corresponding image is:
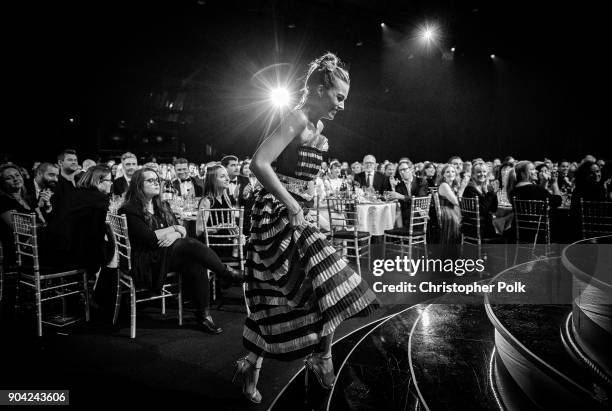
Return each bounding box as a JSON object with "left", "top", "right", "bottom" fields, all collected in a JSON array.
[{"left": 356, "top": 201, "right": 397, "bottom": 236}]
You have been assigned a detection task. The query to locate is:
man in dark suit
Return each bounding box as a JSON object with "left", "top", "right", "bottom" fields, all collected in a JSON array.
[
  {"left": 355, "top": 154, "right": 386, "bottom": 194},
  {"left": 51, "top": 149, "right": 80, "bottom": 217},
  {"left": 172, "top": 158, "right": 203, "bottom": 197},
  {"left": 387, "top": 160, "right": 429, "bottom": 226},
  {"left": 221, "top": 155, "right": 240, "bottom": 205},
  {"left": 112, "top": 152, "right": 138, "bottom": 196},
  {"left": 25, "top": 162, "right": 59, "bottom": 222}
]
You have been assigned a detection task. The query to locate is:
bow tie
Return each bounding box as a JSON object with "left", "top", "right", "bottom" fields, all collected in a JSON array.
[{"left": 230, "top": 179, "right": 237, "bottom": 184}]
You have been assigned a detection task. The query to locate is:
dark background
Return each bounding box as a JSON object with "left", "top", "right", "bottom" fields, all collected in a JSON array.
[{"left": 6, "top": 0, "right": 609, "bottom": 164}]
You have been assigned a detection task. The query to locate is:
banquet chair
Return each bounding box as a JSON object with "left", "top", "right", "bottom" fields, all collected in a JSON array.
[
  {"left": 198, "top": 207, "right": 249, "bottom": 316},
  {"left": 512, "top": 198, "right": 552, "bottom": 263},
  {"left": 108, "top": 213, "right": 183, "bottom": 339},
  {"left": 326, "top": 197, "right": 371, "bottom": 276},
  {"left": 383, "top": 196, "right": 431, "bottom": 264},
  {"left": 579, "top": 199, "right": 612, "bottom": 239},
  {"left": 513, "top": 198, "right": 551, "bottom": 245},
  {"left": 12, "top": 212, "right": 90, "bottom": 337},
  {"left": 459, "top": 196, "right": 506, "bottom": 262}
]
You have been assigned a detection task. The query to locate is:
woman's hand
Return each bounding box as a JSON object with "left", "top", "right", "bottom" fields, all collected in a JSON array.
[
  {"left": 288, "top": 208, "right": 305, "bottom": 228},
  {"left": 158, "top": 231, "right": 181, "bottom": 247}
]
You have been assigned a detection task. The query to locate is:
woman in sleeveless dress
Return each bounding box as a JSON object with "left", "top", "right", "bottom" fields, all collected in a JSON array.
[
  {"left": 436, "top": 164, "right": 468, "bottom": 258},
  {"left": 233, "top": 53, "right": 378, "bottom": 403}
]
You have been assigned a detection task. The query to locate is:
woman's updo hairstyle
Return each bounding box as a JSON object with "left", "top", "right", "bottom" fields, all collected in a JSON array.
[{"left": 297, "top": 52, "right": 350, "bottom": 108}]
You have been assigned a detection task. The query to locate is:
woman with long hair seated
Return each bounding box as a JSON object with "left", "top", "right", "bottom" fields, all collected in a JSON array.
[
  {"left": 436, "top": 163, "right": 469, "bottom": 256},
  {"left": 0, "top": 164, "right": 36, "bottom": 267},
  {"left": 196, "top": 164, "right": 237, "bottom": 259},
  {"left": 118, "top": 167, "right": 243, "bottom": 334},
  {"left": 461, "top": 162, "right": 499, "bottom": 238}
]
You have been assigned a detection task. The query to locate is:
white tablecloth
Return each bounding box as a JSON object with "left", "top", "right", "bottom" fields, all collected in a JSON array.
[{"left": 357, "top": 202, "right": 397, "bottom": 235}]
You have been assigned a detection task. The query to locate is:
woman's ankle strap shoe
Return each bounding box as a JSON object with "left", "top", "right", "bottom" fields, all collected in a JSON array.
[{"left": 233, "top": 356, "right": 262, "bottom": 404}]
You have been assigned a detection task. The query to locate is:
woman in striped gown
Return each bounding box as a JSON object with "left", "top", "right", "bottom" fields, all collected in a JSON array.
[{"left": 233, "top": 53, "right": 378, "bottom": 403}]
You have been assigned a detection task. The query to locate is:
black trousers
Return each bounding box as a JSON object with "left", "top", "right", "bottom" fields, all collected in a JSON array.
[{"left": 166, "top": 237, "right": 226, "bottom": 312}]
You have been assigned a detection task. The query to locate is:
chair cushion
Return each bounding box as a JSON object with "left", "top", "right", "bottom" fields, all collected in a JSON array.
[
  {"left": 333, "top": 230, "right": 371, "bottom": 239},
  {"left": 384, "top": 227, "right": 426, "bottom": 237}
]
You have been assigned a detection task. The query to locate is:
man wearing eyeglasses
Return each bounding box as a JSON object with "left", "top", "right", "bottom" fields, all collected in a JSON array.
[
  {"left": 387, "top": 160, "right": 429, "bottom": 226},
  {"left": 354, "top": 154, "right": 386, "bottom": 194}
]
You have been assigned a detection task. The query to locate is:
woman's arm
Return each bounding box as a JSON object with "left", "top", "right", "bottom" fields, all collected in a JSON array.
[
  {"left": 196, "top": 197, "right": 212, "bottom": 237},
  {"left": 1, "top": 210, "right": 13, "bottom": 230},
  {"left": 250, "top": 110, "right": 308, "bottom": 226},
  {"left": 439, "top": 183, "right": 459, "bottom": 206}
]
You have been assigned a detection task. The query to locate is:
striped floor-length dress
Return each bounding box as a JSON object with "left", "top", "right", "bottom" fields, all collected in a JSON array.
[{"left": 243, "top": 136, "right": 378, "bottom": 360}]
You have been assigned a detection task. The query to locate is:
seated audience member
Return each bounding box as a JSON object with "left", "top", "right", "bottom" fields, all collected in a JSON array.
[
  {"left": 221, "top": 155, "right": 240, "bottom": 205},
  {"left": 82, "top": 159, "right": 96, "bottom": 172},
  {"left": 536, "top": 163, "right": 558, "bottom": 195},
  {"left": 52, "top": 149, "right": 79, "bottom": 211},
  {"left": 570, "top": 160, "right": 608, "bottom": 211},
  {"left": 387, "top": 160, "right": 429, "bottom": 227},
  {"left": 112, "top": 152, "right": 138, "bottom": 196},
  {"left": 355, "top": 154, "right": 386, "bottom": 194},
  {"left": 448, "top": 156, "right": 463, "bottom": 175},
  {"left": 323, "top": 161, "right": 343, "bottom": 194},
  {"left": 237, "top": 160, "right": 257, "bottom": 235},
  {"left": 462, "top": 162, "right": 499, "bottom": 238},
  {"left": 556, "top": 159, "right": 573, "bottom": 193},
  {"left": 422, "top": 162, "right": 437, "bottom": 188},
  {"left": 26, "top": 162, "right": 59, "bottom": 221},
  {"left": 41, "top": 165, "right": 113, "bottom": 275},
  {"left": 119, "top": 168, "right": 243, "bottom": 334},
  {"left": 0, "top": 165, "right": 39, "bottom": 267},
  {"left": 507, "top": 161, "right": 562, "bottom": 208},
  {"left": 436, "top": 164, "right": 468, "bottom": 256},
  {"left": 172, "top": 158, "right": 203, "bottom": 197},
  {"left": 350, "top": 161, "right": 363, "bottom": 177},
  {"left": 196, "top": 165, "right": 238, "bottom": 258}
]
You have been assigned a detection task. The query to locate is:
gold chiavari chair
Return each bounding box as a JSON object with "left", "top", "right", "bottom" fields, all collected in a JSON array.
[
  {"left": 579, "top": 199, "right": 612, "bottom": 239},
  {"left": 459, "top": 196, "right": 506, "bottom": 262},
  {"left": 326, "top": 197, "right": 371, "bottom": 276},
  {"left": 108, "top": 213, "right": 183, "bottom": 339},
  {"left": 12, "top": 212, "right": 90, "bottom": 337},
  {"left": 198, "top": 207, "right": 249, "bottom": 316},
  {"left": 383, "top": 196, "right": 431, "bottom": 265}
]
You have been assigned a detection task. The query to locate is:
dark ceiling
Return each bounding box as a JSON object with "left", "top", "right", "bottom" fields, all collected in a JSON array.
[{"left": 8, "top": 0, "right": 608, "bottom": 163}]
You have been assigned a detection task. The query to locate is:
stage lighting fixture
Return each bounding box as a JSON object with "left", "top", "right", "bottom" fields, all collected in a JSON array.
[
  {"left": 270, "top": 87, "right": 290, "bottom": 107},
  {"left": 490, "top": 54, "right": 496, "bottom": 59},
  {"left": 416, "top": 22, "right": 441, "bottom": 48},
  {"left": 451, "top": 47, "right": 456, "bottom": 52},
  {"left": 380, "top": 22, "right": 385, "bottom": 28}
]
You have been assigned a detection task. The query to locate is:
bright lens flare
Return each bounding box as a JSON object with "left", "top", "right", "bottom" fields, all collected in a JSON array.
[
  {"left": 416, "top": 22, "right": 442, "bottom": 49},
  {"left": 269, "top": 87, "right": 290, "bottom": 107}
]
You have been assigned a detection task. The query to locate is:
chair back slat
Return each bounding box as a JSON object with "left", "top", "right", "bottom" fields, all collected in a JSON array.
[
  {"left": 108, "top": 213, "right": 132, "bottom": 272},
  {"left": 199, "top": 207, "right": 245, "bottom": 249},
  {"left": 513, "top": 197, "right": 551, "bottom": 244},
  {"left": 409, "top": 196, "right": 431, "bottom": 235},
  {"left": 580, "top": 199, "right": 612, "bottom": 239},
  {"left": 327, "top": 197, "right": 360, "bottom": 233},
  {"left": 11, "top": 212, "right": 40, "bottom": 272},
  {"left": 459, "top": 197, "right": 481, "bottom": 242}
]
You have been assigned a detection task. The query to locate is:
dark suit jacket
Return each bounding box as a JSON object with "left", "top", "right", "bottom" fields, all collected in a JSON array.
[
  {"left": 395, "top": 178, "right": 430, "bottom": 225},
  {"left": 171, "top": 177, "right": 203, "bottom": 197},
  {"left": 355, "top": 171, "right": 386, "bottom": 194},
  {"left": 112, "top": 176, "right": 130, "bottom": 196},
  {"left": 41, "top": 187, "right": 110, "bottom": 273},
  {"left": 23, "top": 179, "right": 54, "bottom": 222}
]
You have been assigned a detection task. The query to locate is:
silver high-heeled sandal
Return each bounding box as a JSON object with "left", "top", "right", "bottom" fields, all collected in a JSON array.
[
  {"left": 232, "top": 356, "right": 262, "bottom": 404},
  {"left": 304, "top": 353, "right": 335, "bottom": 390}
]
